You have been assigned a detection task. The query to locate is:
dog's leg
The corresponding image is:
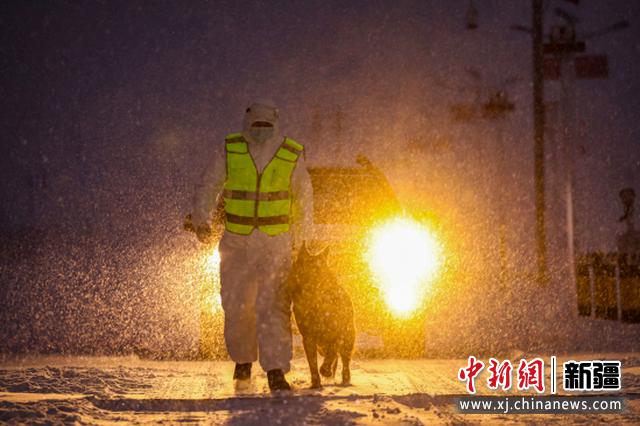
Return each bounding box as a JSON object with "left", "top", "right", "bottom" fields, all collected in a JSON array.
[
  {"left": 320, "top": 347, "right": 337, "bottom": 379},
  {"left": 302, "top": 337, "right": 321, "bottom": 388},
  {"left": 340, "top": 350, "right": 351, "bottom": 385}
]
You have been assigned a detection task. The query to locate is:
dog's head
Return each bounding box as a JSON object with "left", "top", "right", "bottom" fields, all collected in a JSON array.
[{"left": 289, "top": 244, "right": 331, "bottom": 296}]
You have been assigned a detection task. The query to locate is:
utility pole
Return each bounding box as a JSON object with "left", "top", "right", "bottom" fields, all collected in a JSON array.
[
  {"left": 512, "top": 2, "right": 628, "bottom": 291},
  {"left": 542, "top": 4, "right": 628, "bottom": 312},
  {"left": 532, "top": 0, "right": 547, "bottom": 285},
  {"left": 545, "top": 14, "right": 585, "bottom": 311}
]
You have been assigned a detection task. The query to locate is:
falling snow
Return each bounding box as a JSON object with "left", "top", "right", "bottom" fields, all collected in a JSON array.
[{"left": 1, "top": 1, "right": 639, "bottom": 424}]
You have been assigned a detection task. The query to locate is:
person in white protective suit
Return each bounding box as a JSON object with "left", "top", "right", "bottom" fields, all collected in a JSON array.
[{"left": 191, "top": 100, "right": 314, "bottom": 391}]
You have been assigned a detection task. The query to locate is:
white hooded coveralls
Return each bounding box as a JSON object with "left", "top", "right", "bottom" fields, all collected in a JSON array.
[{"left": 192, "top": 101, "right": 313, "bottom": 373}]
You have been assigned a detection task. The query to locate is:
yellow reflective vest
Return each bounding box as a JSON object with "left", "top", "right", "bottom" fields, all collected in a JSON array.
[{"left": 222, "top": 133, "right": 304, "bottom": 236}]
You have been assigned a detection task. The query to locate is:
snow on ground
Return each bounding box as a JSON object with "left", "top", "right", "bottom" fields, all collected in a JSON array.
[{"left": 0, "top": 354, "right": 639, "bottom": 425}]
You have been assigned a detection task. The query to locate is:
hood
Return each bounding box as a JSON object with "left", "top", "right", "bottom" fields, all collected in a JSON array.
[{"left": 242, "top": 100, "right": 280, "bottom": 144}]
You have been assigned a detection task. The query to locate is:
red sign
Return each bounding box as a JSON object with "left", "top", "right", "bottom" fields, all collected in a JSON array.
[
  {"left": 575, "top": 55, "right": 609, "bottom": 79},
  {"left": 543, "top": 55, "right": 609, "bottom": 80}
]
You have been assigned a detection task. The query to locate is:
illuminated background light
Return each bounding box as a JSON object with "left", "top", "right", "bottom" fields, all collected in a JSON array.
[{"left": 366, "top": 217, "right": 443, "bottom": 316}]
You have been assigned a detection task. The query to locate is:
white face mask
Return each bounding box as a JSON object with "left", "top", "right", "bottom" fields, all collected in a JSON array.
[{"left": 249, "top": 126, "right": 274, "bottom": 143}]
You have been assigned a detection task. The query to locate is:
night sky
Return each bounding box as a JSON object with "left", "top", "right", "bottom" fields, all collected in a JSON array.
[{"left": 1, "top": 0, "right": 639, "bottom": 253}]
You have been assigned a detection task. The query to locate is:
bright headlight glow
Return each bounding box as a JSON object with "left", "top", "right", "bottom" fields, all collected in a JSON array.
[
  {"left": 366, "top": 217, "right": 443, "bottom": 316},
  {"left": 203, "top": 247, "right": 222, "bottom": 312},
  {"left": 205, "top": 247, "right": 221, "bottom": 276}
]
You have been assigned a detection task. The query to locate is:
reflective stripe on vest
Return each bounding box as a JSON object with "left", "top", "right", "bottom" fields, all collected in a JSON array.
[
  {"left": 222, "top": 189, "right": 290, "bottom": 201},
  {"left": 223, "top": 133, "right": 303, "bottom": 236}
]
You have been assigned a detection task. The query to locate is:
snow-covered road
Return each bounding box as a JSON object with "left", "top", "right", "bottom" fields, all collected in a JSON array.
[{"left": 0, "top": 355, "right": 639, "bottom": 424}]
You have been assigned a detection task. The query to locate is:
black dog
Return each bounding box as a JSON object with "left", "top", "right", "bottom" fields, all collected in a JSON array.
[{"left": 289, "top": 245, "right": 355, "bottom": 388}]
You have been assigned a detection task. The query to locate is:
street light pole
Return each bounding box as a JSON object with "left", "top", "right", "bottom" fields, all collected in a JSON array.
[{"left": 532, "top": 0, "right": 548, "bottom": 284}]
